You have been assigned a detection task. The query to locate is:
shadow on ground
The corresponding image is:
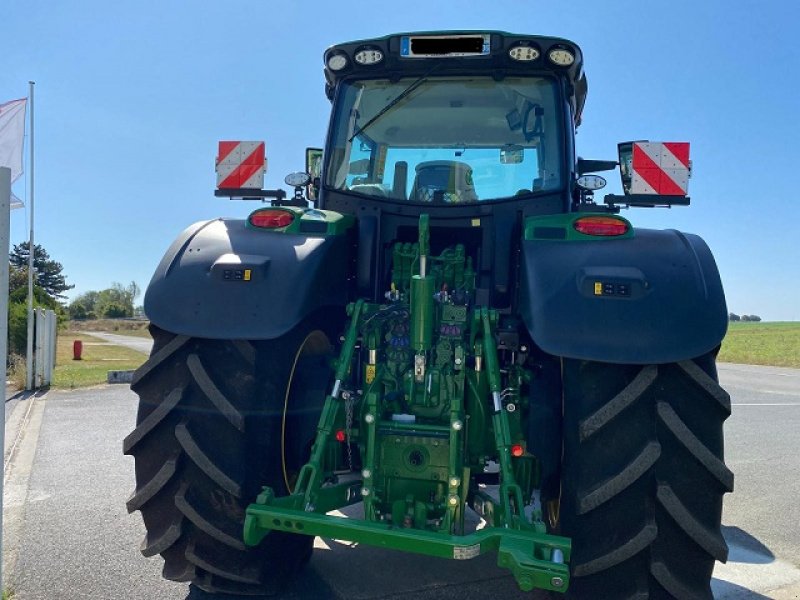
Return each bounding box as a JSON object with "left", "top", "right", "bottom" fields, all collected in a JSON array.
[
  {"left": 184, "top": 525, "right": 789, "bottom": 600},
  {"left": 722, "top": 526, "right": 775, "bottom": 564}
]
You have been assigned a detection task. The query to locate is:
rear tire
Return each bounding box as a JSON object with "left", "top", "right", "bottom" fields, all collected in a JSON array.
[
  {"left": 124, "top": 321, "right": 335, "bottom": 595},
  {"left": 559, "top": 355, "right": 733, "bottom": 599}
]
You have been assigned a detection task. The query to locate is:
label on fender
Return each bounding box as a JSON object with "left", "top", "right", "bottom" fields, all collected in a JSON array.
[{"left": 454, "top": 544, "right": 481, "bottom": 560}]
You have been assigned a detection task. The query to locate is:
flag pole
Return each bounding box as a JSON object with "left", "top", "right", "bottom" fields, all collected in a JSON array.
[
  {"left": 25, "top": 81, "right": 35, "bottom": 390},
  {"left": 0, "top": 166, "right": 12, "bottom": 598}
]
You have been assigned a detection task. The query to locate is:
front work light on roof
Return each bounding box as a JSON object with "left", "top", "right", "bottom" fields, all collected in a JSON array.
[
  {"left": 508, "top": 44, "right": 540, "bottom": 61},
  {"left": 547, "top": 48, "right": 575, "bottom": 66},
  {"left": 327, "top": 53, "right": 348, "bottom": 71},
  {"left": 354, "top": 48, "right": 384, "bottom": 65}
]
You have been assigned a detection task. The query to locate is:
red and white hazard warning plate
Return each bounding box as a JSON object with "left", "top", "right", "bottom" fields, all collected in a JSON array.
[
  {"left": 216, "top": 141, "right": 266, "bottom": 189},
  {"left": 631, "top": 142, "right": 690, "bottom": 196}
]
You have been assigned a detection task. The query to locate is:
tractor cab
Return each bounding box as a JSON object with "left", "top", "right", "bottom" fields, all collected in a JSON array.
[{"left": 317, "top": 32, "right": 585, "bottom": 213}]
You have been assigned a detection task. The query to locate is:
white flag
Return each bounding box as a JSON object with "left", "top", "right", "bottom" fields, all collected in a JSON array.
[{"left": 0, "top": 98, "right": 27, "bottom": 181}]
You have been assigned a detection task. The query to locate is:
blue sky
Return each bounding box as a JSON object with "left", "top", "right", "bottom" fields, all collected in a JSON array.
[{"left": 2, "top": 0, "right": 799, "bottom": 320}]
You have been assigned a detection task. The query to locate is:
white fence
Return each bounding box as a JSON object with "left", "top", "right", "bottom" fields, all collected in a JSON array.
[{"left": 32, "top": 308, "right": 57, "bottom": 388}]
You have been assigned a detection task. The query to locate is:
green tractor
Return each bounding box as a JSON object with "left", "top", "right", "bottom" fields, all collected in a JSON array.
[{"left": 125, "top": 32, "right": 733, "bottom": 598}]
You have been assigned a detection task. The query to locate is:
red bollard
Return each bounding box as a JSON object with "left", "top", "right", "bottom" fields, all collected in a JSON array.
[{"left": 73, "top": 340, "right": 83, "bottom": 360}]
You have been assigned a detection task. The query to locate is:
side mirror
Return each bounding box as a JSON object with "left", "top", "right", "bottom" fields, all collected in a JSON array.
[
  {"left": 576, "top": 158, "right": 617, "bottom": 176},
  {"left": 305, "top": 147, "right": 323, "bottom": 202},
  {"left": 616, "top": 142, "right": 635, "bottom": 194}
]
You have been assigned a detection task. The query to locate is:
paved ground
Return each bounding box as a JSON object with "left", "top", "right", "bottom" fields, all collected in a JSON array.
[
  {"left": 2, "top": 362, "right": 799, "bottom": 599},
  {"left": 83, "top": 331, "right": 153, "bottom": 355},
  {"left": 712, "top": 363, "right": 800, "bottom": 600}
]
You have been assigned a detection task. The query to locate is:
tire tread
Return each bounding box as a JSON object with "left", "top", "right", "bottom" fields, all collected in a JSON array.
[
  {"left": 175, "top": 421, "right": 242, "bottom": 497},
  {"left": 561, "top": 357, "right": 732, "bottom": 599},
  {"left": 186, "top": 353, "right": 245, "bottom": 431},
  {"left": 126, "top": 454, "right": 179, "bottom": 513},
  {"left": 123, "top": 386, "right": 184, "bottom": 455}
]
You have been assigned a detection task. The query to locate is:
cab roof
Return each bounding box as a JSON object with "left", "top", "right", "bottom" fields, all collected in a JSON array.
[{"left": 323, "top": 31, "right": 587, "bottom": 126}]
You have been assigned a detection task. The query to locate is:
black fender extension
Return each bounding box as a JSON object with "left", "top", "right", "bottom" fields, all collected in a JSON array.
[
  {"left": 519, "top": 228, "right": 727, "bottom": 364},
  {"left": 143, "top": 218, "right": 351, "bottom": 340}
]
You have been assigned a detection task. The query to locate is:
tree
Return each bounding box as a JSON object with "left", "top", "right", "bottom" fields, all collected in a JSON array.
[
  {"left": 728, "top": 313, "right": 740, "bottom": 322},
  {"left": 741, "top": 314, "right": 762, "bottom": 322},
  {"left": 68, "top": 291, "right": 100, "bottom": 320},
  {"left": 9, "top": 241, "right": 74, "bottom": 301},
  {"left": 68, "top": 282, "right": 140, "bottom": 319},
  {"left": 9, "top": 264, "right": 28, "bottom": 295},
  {"left": 7, "top": 262, "right": 67, "bottom": 356}
]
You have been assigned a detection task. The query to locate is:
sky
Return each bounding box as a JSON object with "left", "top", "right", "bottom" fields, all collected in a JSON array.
[{"left": 2, "top": 0, "right": 799, "bottom": 321}]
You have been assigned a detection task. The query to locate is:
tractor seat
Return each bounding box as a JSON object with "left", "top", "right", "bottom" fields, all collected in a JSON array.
[{"left": 410, "top": 161, "right": 478, "bottom": 203}]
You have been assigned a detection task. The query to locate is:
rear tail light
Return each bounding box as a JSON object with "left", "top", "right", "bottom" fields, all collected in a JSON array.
[
  {"left": 249, "top": 209, "right": 295, "bottom": 229},
  {"left": 573, "top": 216, "right": 629, "bottom": 237},
  {"left": 511, "top": 444, "right": 525, "bottom": 457}
]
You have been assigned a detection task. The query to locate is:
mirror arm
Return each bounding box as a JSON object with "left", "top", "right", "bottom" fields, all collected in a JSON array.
[{"left": 576, "top": 158, "right": 618, "bottom": 175}]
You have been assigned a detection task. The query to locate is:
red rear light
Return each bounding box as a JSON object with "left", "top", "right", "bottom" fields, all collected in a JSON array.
[
  {"left": 249, "top": 209, "right": 295, "bottom": 229},
  {"left": 335, "top": 429, "right": 346, "bottom": 442},
  {"left": 573, "top": 216, "right": 629, "bottom": 237},
  {"left": 511, "top": 444, "right": 525, "bottom": 457}
]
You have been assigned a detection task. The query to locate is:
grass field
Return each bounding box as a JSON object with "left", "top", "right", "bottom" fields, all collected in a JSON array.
[
  {"left": 66, "top": 318, "right": 151, "bottom": 337},
  {"left": 718, "top": 321, "right": 800, "bottom": 368},
  {"left": 51, "top": 332, "right": 147, "bottom": 389}
]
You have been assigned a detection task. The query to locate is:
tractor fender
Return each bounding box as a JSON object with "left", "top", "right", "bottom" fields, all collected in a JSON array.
[
  {"left": 144, "top": 218, "right": 351, "bottom": 340},
  {"left": 519, "top": 228, "right": 727, "bottom": 364}
]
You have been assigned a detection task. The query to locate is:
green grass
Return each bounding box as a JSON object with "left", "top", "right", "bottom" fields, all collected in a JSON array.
[
  {"left": 52, "top": 332, "right": 147, "bottom": 389},
  {"left": 66, "top": 318, "right": 150, "bottom": 337},
  {"left": 718, "top": 321, "right": 800, "bottom": 368}
]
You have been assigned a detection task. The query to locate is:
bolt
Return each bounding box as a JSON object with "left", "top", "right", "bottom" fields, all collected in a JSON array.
[
  {"left": 452, "top": 420, "right": 463, "bottom": 431},
  {"left": 362, "top": 469, "right": 372, "bottom": 479},
  {"left": 364, "top": 413, "right": 375, "bottom": 424},
  {"left": 506, "top": 403, "right": 516, "bottom": 413},
  {"left": 361, "top": 487, "right": 370, "bottom": 497},
  {"left": 520, "top": 345, "right": 528, "bottom": 353},
  {"left": 449, "top": 477, "right": 460, "bottom": 487},
  {"left": 551, "top": 576, "right": 564, "bottom": 588}
]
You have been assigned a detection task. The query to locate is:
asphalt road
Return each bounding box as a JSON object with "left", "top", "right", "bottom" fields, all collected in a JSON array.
[
  {"left": 2, "top": 362, "right": 799, "bottom": 599},
  {"left": 83, "top": 331, "right": 153, "bottom": 355}
]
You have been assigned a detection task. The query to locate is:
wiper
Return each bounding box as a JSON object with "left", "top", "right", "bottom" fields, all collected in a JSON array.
[{"left": 348, "top": 65, "right": 439, "bottom": 142}]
